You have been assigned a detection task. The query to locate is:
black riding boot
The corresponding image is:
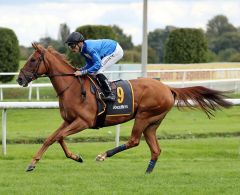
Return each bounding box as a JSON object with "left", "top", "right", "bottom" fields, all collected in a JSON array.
[{"left": 96, "top": 74, "right": 115, "bottom": 101}]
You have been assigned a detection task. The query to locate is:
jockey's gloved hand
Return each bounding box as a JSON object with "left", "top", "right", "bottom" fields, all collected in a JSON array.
[
  {"left": 79, "top": 67, "right": 85, "bottom": 71},
  {"left": 74, "top": 69, "right": 88, "bottom": 76}
]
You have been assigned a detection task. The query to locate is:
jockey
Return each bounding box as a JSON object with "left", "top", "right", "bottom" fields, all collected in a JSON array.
[{"left": 65, "top": 31, "right": 124, "bottom": 101}]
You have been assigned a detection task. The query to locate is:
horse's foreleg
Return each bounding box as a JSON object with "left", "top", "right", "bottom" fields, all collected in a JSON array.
[
  {"left": 96, "top": 118, "right": 145, "bottom": 161},
  {"left": 27, "top": 118, "right": 88, "bottom": 172},
  {"left": 26, "top": 122, "right": 68, "bottom": 172},
  {"left": 55, "top": 117, "right": 89, "bottom": 162},
  {"left": 58, "top": 139, "right": 83, "bottom": 162}
]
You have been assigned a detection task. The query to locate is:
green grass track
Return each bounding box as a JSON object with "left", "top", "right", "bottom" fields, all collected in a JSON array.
[{"left": 0, "top": 137, "right": 239, "bottom": 195}]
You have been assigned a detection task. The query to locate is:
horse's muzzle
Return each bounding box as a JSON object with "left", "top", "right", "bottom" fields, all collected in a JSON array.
[{"left": 16, "top": 75, "right": 29, "bottom": 87}]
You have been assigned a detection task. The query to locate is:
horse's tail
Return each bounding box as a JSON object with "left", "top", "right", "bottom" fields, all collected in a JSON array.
[{"left": 169, "top": 86, "right": 233, "bottom": 118}]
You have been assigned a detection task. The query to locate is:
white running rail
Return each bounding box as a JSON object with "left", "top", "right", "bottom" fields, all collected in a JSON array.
[{"left": 1, "top": 100, "right": 240, "bottom": 155}]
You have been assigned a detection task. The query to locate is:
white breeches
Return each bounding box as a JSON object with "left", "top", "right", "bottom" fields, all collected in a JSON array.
[{"left": 96, "top": 43, "right": 124, "bottom": 74}]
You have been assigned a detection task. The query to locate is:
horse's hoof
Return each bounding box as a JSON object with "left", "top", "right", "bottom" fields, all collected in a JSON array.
[
  {"left": 76, "top": 154, "right": 83, "bottom": 163},
  {"left": 26, "top": 164, "right": 35, "bottom": 172},
  {"left": 96, "top": 153, "right": 106, "bottom": 161},
  {"left": 145, "top": 170, "right": 152, "bottom": 174}
]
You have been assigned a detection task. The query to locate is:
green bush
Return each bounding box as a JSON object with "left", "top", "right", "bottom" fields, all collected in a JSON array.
[
  {"left": 164, "top": 28, "right": 208, "bottom": 63},
  {"left": 123, "top": 50, "right": 140, "bottom": 63},
  {"left": 0, "top": 27, "right": 20, "bottom": 82},
  {"left": 206, "top": 49, "right": 218, "bottom": 62},
  {"left": 229, "top": 53, "right": 240, "bottom": 62},
  {"left": 125, "top": 45, "right": 158, "bottom": 63},
  {"left": 217, "top": 48, "right": 238, "bottom": 61}
]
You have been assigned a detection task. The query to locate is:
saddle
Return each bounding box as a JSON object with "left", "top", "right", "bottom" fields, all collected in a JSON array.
[{"left": 88, "top": 76, "right": 134, "bottom": 129}]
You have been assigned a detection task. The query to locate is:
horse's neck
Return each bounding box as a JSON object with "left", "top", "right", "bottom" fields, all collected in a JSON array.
[{"left": 47, "top": 57, "right": 77, "bottom": 96}]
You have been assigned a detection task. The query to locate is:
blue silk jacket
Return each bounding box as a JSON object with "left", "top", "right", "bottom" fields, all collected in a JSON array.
[{"left": 80, "top": 39, "right": 117, "bottom": 73}]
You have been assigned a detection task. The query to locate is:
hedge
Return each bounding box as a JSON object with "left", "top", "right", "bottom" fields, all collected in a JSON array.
[{"left": 0, "top": 27, "right": 20, "bottom": 82}]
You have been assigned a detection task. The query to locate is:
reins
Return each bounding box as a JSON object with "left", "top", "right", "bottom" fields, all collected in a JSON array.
[
  {"left": 37, "top": 73, "right": 75, "bottom": 78},
  {"left": 38, "top": 74, "right": 86, "bottom": 99},
  {"left": 31, "top": 49, "right": 86, "bottom": 99},
  {"left": 37, "top": 73, "right": 86, "bottom": 99},
  {"left": 56, "top": 76, "right": 76, "bottom": 97}
]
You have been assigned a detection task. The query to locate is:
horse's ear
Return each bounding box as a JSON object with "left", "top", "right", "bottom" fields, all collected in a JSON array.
[
  {"left": 32, "top": 42, "right": 42, "bottom": 52},
  {"left": 32, "top": 42, "right": 37, "bottom": 50}
]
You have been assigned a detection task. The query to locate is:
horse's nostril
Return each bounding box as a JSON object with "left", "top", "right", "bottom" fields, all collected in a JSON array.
[{"left": 17, "top": 77, "right": 23, "bottom": 85}]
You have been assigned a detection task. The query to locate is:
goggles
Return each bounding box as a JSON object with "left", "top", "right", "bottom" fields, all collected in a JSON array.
[{"left": 68, "top": 43, "right": 77, "bottom": 49}]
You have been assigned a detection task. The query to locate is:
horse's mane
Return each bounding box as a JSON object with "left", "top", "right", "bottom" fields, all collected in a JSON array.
[{"left": 47, "top": 46, "right": 76, "bottom": 70}]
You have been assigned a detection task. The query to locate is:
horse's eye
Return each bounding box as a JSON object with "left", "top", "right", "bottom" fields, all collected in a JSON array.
[{"left": 30, "top": 58, "right": 36, "bottom": 62}]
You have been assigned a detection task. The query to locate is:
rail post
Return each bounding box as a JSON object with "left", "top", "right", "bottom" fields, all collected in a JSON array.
[
  {"left": 28, "top": 82, "right": 32, "bottom": 100},
  {"left": 2, "top": 108, "right": 7, "bottom": 155},
  {"left": 36, "top": 87, "right": 40, "bottom": 100},
  {"left": 0, "top": 88, "right": 3, "bottom": 101},
  {"left": 115, "top": 124, "right": 121, "bottom": 147}
]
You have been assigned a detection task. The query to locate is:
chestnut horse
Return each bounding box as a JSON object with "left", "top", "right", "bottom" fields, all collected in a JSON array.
[{"left": 17, "top": 44, "right": 232, "bottom": 173}]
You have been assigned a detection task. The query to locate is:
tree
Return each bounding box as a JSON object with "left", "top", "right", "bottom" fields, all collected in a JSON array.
[
  {"left": 217, "top": 48, "right": 238, "bottom": 61},
  {"left": 39, "top": 36, "right": 67, "bottom": 54},
  {"left": 164, "top": 28, "right": 208, "bottom": 63},
  {"left": 19, "top": 46, "right": 33, "bottom": 60},
  {"left": 112, "top": 25, "right": 134, "bottom": 50},
  {"left": 76, "top": 25, "right": 116, "bottom": 40},
  {"left": 57, "top": 23, "right": 70, "bottom": 54},
  {"left": 208, "top": 32, "right": 240, "bottom": 54},
  {"left": 39, "top": 37, "right": 60, "bottom": 48},
  {"left": 0, "top": 27, "right": 20, "bottom": 83},
  {"left": 58, "top": 23, "right": 70, "bottom": 44},
  {"left": 206, "top": 15, "right": 237, "bottom": 38},
  {"left": 122, "top": 50, "right": 140, "bottom": 63},
  {"left": 206, "top": 15, "right": 240, "bottom": 61},
  {"left": 125, "top": 45, "right": 157, "bottom": 63},
  {"left": 229, "top": 53, "right": 240, "bottom": 62},
  {"left": 148, "top": 26, "right": 176, "bottom": 63}
]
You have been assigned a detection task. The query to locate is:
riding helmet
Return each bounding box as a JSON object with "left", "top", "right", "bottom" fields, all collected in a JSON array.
[{"left": 65, "top": 32, "right": 85, "bottom": 44}]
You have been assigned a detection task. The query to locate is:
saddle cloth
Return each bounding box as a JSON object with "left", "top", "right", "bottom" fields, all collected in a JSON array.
[
  {"left": 106, "top": 80, "right": 134, "bottom": 116},
  {"left": 89, "top": 77, "right": 134, "bottom": 128}
]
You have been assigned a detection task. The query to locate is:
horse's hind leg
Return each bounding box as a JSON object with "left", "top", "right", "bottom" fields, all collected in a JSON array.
[
  {"left": 143, "top": 111, "right": 168, "bottom": 174},
  {"left": 143, "top": 122, "right": 161, "bottom": 174},
  {"left": 96, "top": 118, "right": 146, "bottom": 161}
]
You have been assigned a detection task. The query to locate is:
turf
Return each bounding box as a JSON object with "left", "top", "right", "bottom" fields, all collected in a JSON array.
[{"left": 0, "top": 137, "right": 239, "bottom": 195}]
